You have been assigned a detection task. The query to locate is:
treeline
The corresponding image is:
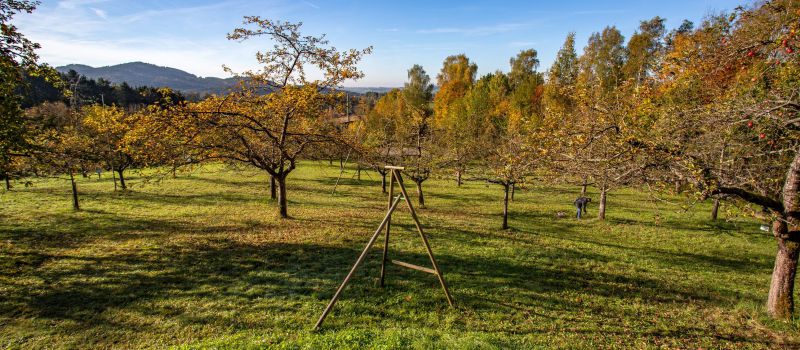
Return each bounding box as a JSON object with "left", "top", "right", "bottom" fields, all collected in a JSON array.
[
  {"left": 347, "top": 1, "right": 800, "bottom": 319},
  {"left": 353, "top": 18, "right": 682, "bottom": 223},
  {"left": 19, "top": 69, "right": 198, "bottom": 109}
]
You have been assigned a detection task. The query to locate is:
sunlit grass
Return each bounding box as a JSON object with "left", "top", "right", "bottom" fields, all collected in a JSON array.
[{"left": 0, "top": 162, "right": 797, "bottom": 349}]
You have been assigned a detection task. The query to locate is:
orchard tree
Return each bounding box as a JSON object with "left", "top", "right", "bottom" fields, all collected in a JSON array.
[
  {"left": 436, "top": 76, "right": 490, "bottom": 187},
  {"left": 82, "top": 105, "right": 137, "bottom": 190},
  {"left": 544, "top": 33, "right": 587, "bottom": 193},
  {"left": 645, "top": 1, "right": 800, "bottom": 319},
  {"left": 159, "top": 18, "right": 370, "bottom": 218},
  {"left": 400, "top": 64, "right": 435, "bottom": 207},
  {"left": 0, "top": 0, "right": 60, "bottom": 189},
  {"left": 475, "top": 54, "right": 549, "bottom": 229},
  {"left": 562, "top": 26, "right": 647, "bottom": 220},
  {"left": 25, "top": 102, "right": 96, "bottom": 210},
  {"left": 466, "top": 72, "right": 524, "bottom": 229}
]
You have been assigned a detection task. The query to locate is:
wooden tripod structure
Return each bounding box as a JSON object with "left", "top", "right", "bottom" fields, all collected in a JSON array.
[{"left": 314, "top": 165, "right": 454, "bottom": 330}]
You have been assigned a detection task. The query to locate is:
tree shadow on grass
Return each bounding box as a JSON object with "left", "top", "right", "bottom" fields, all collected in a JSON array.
[
  {"left": 178, "top": 175, "right": 269, "bottom": 189},
  {"left": 0, "top": 186, "right": 788, "bottom": 348}
]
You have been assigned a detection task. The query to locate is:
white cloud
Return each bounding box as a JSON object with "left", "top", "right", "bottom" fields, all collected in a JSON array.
[
  {"left": 115, "top": 2, "right": 246, "bottom": 25},
  {"left": 302, "top": 1, "right": 320, "bottom": 9},
  {"left": 32, "top": 34, "right": 250, "bottom": 77},
  {"left": 57, "top": 0, "right": 108, "bottom": 10},
  {"left": 89, "top": 7, "right": 107, "bottom": 19}
]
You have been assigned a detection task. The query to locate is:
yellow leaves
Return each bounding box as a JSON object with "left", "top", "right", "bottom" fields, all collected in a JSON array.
[{"left": 82, "top": 105, "right": 127, "bottom": 136}]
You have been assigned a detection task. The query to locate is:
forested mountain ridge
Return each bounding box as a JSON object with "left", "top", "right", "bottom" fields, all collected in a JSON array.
[
  {"left": 55, "top": 62, "right": 397, "bottom": 95},
  {"left": 55, "top": 62, "right": 239, "bottom": 94}
]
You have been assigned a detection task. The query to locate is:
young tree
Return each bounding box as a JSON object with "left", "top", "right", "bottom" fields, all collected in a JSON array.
[
  {"left": 434, "top": 54, "right": 478, "bottom": 120},
  {"left": 400, "top": 64, "right": 435, "bottom": 207},
  {"left": 562, "top": 26, "right": 644, "bottom": 220},
  {"left": 436, "top": 82, "right": 488, "bottom": 187},
  {"left": 467, "top": 72, "right": 522, "bottom": 228},
  {"left": 354, "top": 89, "right": 404, "bottom": 193},
  {"left": 507, "top": 49, "right": 545, "bottom": 133},
  {"left": 481, "top": 52, "right": 549, "bottom": 229},
  {"left": 623, "top": 16, "right": 666, "bottom": 87},
  {"left": 25, "top": 102, "right": 96, "bottom": 210},
  {"left": 82, "top": 105, "right": 137, "bottom": 190},
  {"left": 434, "top": 54, "right": 478, "bottom": 185},
  {"left": 544, "top": 33, "right": 586, "bottom": 192},
  {"left": 160, "top": 18, "right": 370, "bottom": 218},
  {"left": 544, "top": 33, "right": 579, "bottom": 117}
]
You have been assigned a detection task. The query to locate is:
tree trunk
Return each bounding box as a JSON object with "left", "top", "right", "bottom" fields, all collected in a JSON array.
[
  {"left": 581, "top": 177, "right": 588, "bottom": 196},
  {"left": 357, "top": 165, "right": 361, "bottom": 180},
  {"left": 767, "top": 220, "right": 798, "bottom": 318},
  {"left": 4, "top": 175, "right": 10, "bottom": 191},
  {"left": 117, "top": 169, "right": 126, "bottom": 190},
  {"left": 456, "top": 170, "right": 462, "bottom": 187},
  {"left": 111, "top": 167, "right": 118, "bottom": 191},
  {"left": 674, "top": 180, "right": 681, "bottom": 194},
  {"left": 598, "top": 188, "right": 607, "bottom": 220},
  {"left": 69, "top": 171, "right": 80, "bottom": 211},
  {"left": 711, "top": 198, "right": 720, "bottom": 221},
  {"left": 502, "top": 183, "right": 510, "bottom": 229},
  {"left": 276, "top": 175, "right": 288, "bottom": 218},
  {"left": 768, "top": 151, "right": 800, "bottom": 318},
  {"left": 381, "top": 171, "right": 387, "bottom": 194},
  {"left": 415, "top": 180, "right": 425, "bottom": 208},
  {"left": 270, "top": 175, "right": 277, "bottom": 200}
]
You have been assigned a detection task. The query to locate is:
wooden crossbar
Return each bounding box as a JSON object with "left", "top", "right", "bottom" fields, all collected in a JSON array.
[{"left": 391, "top": 260, "right": 436, "bottom": 274}]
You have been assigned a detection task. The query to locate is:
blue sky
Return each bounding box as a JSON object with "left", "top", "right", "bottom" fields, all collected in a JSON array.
[{"left": 19, "top": 0, "right": 747, "bottom": 87}]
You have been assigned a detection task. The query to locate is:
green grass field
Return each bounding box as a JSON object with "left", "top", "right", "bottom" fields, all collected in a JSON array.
[{"left": 1, "top": 162, "right": 798, "bottom": 349}]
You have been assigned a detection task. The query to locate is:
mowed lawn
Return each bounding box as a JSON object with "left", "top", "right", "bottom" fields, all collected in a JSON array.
[{"left": 1, "top": 162, "right": 798, "bottom": 349}]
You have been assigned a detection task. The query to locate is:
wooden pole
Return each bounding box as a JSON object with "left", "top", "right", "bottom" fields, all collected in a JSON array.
[
  {"left": 380, "top": 170, "right": 394, "bottom": 287},
  {"left": 393, "top": 171, "right": 455, "bottom": 307},
  {"left": 314, "top": 195, "right": 404, "bottom": 330}
]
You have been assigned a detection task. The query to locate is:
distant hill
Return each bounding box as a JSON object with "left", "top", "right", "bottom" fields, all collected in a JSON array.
[
  {"left": 56, "top": 62, "right": 399, "bottom": 96},
  {"left": 340, "top": 87, "right": 396, "bottom": 94},
  {"left": 55, "top": 62, "right": 240, "bottom": 95},
  {"left": 340, "top": 86, "right": 440, "bottom": 94}
]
